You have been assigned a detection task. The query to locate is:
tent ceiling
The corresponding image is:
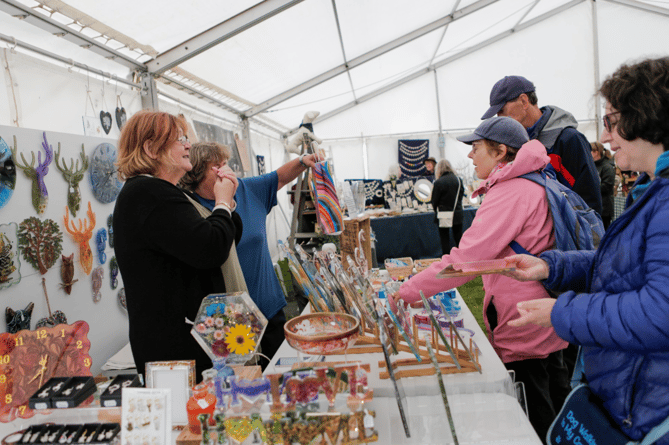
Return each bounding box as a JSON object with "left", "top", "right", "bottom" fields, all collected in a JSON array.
[{"left": 2, "top": 0, "right": 669, "bottom": 137}]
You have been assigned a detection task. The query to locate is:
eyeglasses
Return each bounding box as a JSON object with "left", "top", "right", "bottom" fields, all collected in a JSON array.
[
  {"left": 603, "top": 111, "right": 621, "bottom": 133},
  {"left": 177, "top": 135, "right": 190, "bottom": 146}
]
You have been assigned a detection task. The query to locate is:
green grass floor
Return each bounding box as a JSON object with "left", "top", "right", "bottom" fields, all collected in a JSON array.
[{"left": 457, "top": 276, "right": 487, "bottom": 334}]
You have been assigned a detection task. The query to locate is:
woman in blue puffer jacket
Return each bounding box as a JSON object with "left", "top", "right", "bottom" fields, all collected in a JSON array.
[{"left": 504, "top": 57, "right": 669, "bottom": 444}]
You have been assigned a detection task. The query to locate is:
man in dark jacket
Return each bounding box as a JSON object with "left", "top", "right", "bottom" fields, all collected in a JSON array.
[
  {"left": 481, "top": 75, "right": 603, "bottom": 216},
  {"left": 591, "top": 141, "right": 615, "bottom": 228}
]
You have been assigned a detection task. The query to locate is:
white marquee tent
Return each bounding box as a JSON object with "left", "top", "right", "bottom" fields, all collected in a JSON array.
[{"left": 1, "top": 0, "right": 669, "bottom": 373}]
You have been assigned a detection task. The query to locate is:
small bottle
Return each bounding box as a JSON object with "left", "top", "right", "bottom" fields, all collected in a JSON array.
[{"left": 187, "top": 383, "right": 217, "bottom": 434}]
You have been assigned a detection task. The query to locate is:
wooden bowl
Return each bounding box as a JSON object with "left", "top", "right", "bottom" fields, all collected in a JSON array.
[{"left": 283, "top": 312, "right": 360, "bottom": 355}]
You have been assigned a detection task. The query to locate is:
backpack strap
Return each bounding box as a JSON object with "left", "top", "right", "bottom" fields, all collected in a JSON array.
[{"left": 508, "top": 171, "right": 546, "bottom": 256}]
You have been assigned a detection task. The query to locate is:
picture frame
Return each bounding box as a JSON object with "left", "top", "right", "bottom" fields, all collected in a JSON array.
[{"left": 145, "top": 360, "right": 195, "bottom": 427}]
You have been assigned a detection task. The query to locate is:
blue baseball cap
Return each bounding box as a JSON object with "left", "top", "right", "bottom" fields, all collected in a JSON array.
[
  {"left": 457, "top": 117, "right": 529, "bottom": 149},
  {"left": 481, "top": 75, "right": 535, "bottom": 119}
]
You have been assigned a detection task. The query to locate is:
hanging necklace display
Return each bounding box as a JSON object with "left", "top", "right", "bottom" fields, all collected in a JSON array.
[
  {"left": 99, "top": 77, "right": 112, "bottom": 135},
  {"left": 114, "top": 77, "right": 127, "bottom": 130},
  {"left": 0, "top": 136, "right": 16, "bottom": 209},
  {"left": 82, "top": 71, "right": 102, "bottom": 136},
  {"left": 54, "top": 142, "right": 88, "bottom": 217}
]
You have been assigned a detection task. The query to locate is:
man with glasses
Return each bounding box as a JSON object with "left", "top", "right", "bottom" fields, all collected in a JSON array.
[{"left": 481, "top": 75, "right": 602, "bottom": 216}]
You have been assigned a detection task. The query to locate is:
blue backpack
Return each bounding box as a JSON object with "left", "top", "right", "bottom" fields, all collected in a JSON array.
[{"left": 510, "top": 170, "right": 605, "bottom": 254}]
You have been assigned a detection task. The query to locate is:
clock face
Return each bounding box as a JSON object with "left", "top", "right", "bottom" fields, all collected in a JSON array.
[
  {"left": 89, "top": 143, "right": 123, "bottom": 204},
  {"left": 0, "top": 321, "right": 92, "bottom": 422}
]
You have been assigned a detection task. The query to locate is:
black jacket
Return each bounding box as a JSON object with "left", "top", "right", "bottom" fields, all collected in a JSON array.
[
  {"left": 595, "top": 157, "right": 615, "bottom": 220},
  {"left": 431, "top": 172, "right": 464, "bottom": 225},
  {"left": 113, "top": 176, "right": 243, "bottom": 378}
]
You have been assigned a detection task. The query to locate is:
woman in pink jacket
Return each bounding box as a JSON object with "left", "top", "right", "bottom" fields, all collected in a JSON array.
[{"left": 398, "top": 116, "right": 569, "bottom": 442}]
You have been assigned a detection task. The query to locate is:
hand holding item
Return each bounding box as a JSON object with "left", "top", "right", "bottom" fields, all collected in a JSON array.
[
  {"left": 501, "top": 254, "right": 550, "bottom": 281},
  {"left": 508, "top": 298, "right": 556, "bottom": 328}
]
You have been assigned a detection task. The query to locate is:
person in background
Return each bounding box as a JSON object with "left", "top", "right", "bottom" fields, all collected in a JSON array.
[
  {"left": 506, "top": 57, "right": 669, "bottom": 444},
  {"left": 398, "top": 117, "right": 569, "bottom": 442},
  {"left": 424, "top": 156, "right": 437, "bottom": 174},
  {"left": 180, "top": 142, "right": 320, "bottom": 369},
  {"left": 113, "top": 111, "right": 242, "bottom": 380},
  {"left": 431, "top": 159, "right": 464, "bottom": 254},
  {"left": 482, "top": 75, "right": 603, "bottom": 216},
  {"left": 590, "top": 141, "right": 615, "bottom": 228}
]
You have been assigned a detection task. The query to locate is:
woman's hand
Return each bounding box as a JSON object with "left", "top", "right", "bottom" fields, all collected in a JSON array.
[
  {"left": 212, "top": 165, "right": 238, "bottom": 207},
  {"left": 508, "top": 298, "right": 556, "bottom": 328},
  {"left": 501, "top": 254, "right": 550, "bottom": 281},
  {"left": 302, "top": 153, "right": 320, "bottom": 168}
]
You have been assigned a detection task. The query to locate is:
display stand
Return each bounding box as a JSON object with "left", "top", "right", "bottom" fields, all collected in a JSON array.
[{"left": 288, "top": 134, "right": 318, "bottom": 250}]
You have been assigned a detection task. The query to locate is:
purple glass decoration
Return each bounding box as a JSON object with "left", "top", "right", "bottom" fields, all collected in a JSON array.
[{"left": 12, "top": 132, "right": 53, "bottom": 214}]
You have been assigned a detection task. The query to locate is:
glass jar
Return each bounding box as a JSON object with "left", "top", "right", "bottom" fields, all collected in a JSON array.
[{"left": 186, "top": 383, "right": 216, "bottom": 434}]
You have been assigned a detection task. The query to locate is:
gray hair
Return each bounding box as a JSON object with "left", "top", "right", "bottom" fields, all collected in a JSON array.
[
  {"left": 178, "top": 141, "right": 231, "bottom": 191},
  {"left": 435, "top": 159, "right": 454, "bottom": 179}
]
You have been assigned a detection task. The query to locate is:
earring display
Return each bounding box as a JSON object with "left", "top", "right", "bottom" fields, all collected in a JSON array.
[
  {"left": 121, "top": 388, "right": 171, "bottom": 445},
  {"left": 100, "top": 374, "right": 142, "bottom": 407}
]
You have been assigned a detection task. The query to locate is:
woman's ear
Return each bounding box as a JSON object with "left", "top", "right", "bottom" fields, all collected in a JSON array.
[
  {"left": 496, "top": 144, "right": 509, "bottom": 162},
  {"left": 143, "top": 140, "right": 157, "bottom": 160}
]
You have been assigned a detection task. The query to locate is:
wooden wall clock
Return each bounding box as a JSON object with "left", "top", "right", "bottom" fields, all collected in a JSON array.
[
  {"left": 89, "top": 143, "right": 123, "bottom": 204},
  {"left": 0, "top": 321, "right": 92, "bottom": 422}
]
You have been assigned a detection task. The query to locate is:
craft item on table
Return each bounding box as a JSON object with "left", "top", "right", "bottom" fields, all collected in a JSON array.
[
  {"left": 58, "top": 253, "right": 78, "bottom": 295},
  {"left": 63, "top": 202, "right": 96, "bottom": 275},
  {"left": 384, "top": 301, "right": 421, "bottom": 361},
  {"left": 309, "top": 161, "right": 343, "bottom": 234},
  {"left": 100, "top": 374, "right": 142, "bottom": 407},
  {"left": 434, "top": 290, "right": 460, "bottom": 317},
  {"left": 284, "top": 111, "right": 323, "bottom": 155},
  {"left": 117, "top": 287, "right": 127, "bottom": 311},
  {"left": 115, "top": 90, "right": 127, "bottom": 130},
  {"left": 278, "top": 241, "right": 329, "bottom": 313},
  {"left": 109, "top": 256, "right": 119, "bottom": 289},
  {"left": 284, "top": 312, "right": 359, "bottom": 356},
  {"left": 414, "top": 258, "right": 441, "bottom": 273},
  {"left": 0, "top": 223, "right": 21, "bottom": 289},
  {"left": 398, "top": 139, "right": 429, "bottom": 177},
  {"left": 425, "top": 338, "right": 460, "bottom": 445},
  {"left": 121, "top": 388, "right": 170, "bottom": 445},
  {"left": 54, "top": 143, "right": 88, "bottom": 217},
  {"left": 35, "top": 277, "right": 68, "bottom": 328},
  {"left": 214, "top": 413, "right": 227, "bottom": 444},
  {"left": 228, "top": 375, "right": 271, "bottom": 413},
  {"left": 0, "top": 136, "right": 16, "bottom": 209},
  {"left": 414, "top": 304, "right": 463, "bottom": 331},
  {"left": 5, "top": 302, "right": 33, "bottom": 334},
  {"left": 186, "top": 383, "right": 216, "bottom": 433},
  {"left": 12, "top": 132, "right": 53, "bottom": 215},
  {"left": 419, "top": 291, "right": 461, "bottom": 369},
  {"left": 437, "top": 299, "right": 481, "bottom": 374},
  {"left": 0, "top": 320, "right": 91, "bottom": 422},
  {"left": 89, "top": 143, "right": 123, "bottom": 203},
  {"left": 224, "top": 414, "right": 267, "bottom": 444},
  {"left": 312, "top": 253, "right": 351, "bottom": 315},
  {"left": 256, "top": 154, "right": 265, "bottom": 175},
  {"left": 95, "top": 228, "right": 107, "bottom": 265},
  {"left": 376, "top": 306, "right": 411, "bottom": 438},
  {"left": 191, "top": 292, "right": 267, "bottom": 365},
  {"left": 384, "top": 257, "right": 413, "bottom": 280},
  {"left": 354, "top": 229, "right": 369, "bottom": 275},
  {"left": 91, "top": 266, "right": 103, "bottom": 303},
  {"left": 18, "top": 216, "right": 62, "bottom": 275},
  {"left": 437, "top": 258, "right": 515, "bottom": 278},
  {"left": 106, "top": 214, "right": 114, "bottom": 248}
]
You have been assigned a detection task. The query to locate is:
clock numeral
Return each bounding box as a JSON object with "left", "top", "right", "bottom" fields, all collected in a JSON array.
[
  {"left": 36, "top": 330, "right": 47, "bottom": 340},
  {"left": 61, "top": 329, "right": 65, "bottom": 338},
  {"left": 77, "top": 340, "right": 83, "bottom": 349},
  {"left": 0, "top": 355, "right": 8, "bottom": 364},
  {"left": 0, "top": 374, "right": 5, "bottom": 383},
  {"left": 84, "top": 358, "right": 91, "bottom": 368},
  {"left": 15, "top": 336, "right": 23, "bottom": 346},
  {"left": 4, "top": 394, "right": 11, "bottom": 404},
  {"left": 18, "top": 405, "right": 26, "bottom": 415}
]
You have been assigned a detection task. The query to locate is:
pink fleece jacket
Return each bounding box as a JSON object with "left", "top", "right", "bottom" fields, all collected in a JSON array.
[{"left": 399, "top": 140, "right": 567, "bottom": 363}]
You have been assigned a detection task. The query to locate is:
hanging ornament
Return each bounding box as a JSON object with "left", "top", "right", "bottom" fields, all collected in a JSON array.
[
  {"left": 99, "top": 76, "right": 112, "bottom": 135},
  {"left": 96, "top": 228, "right": 107, "bottom": 265},
  {"left": 63, "top": 202, "right": 96, "bottom": 275},
  {"left": 35, "top": 277, "right": 68, "bottom": 328},
  {"left": 18, "top": 216, "right": 62, "bottom": 275},
  {"left": 110, "top": 256, "right": 119, "bottom": 290},
  {"left": 0, "top": 136, "right": 16, "bottom": 209},
  {"left": 0, "top": 222, "right": 21, "bottom": 289},
  {"left": 115, "top": 92, "right": 127, "bottom": 130},
  {"left": 107, "top": 214, "right": 115, "bottom": 248},
  {"left": 117, "top": 287, "right": 127, "bottom": 311},
  {"left": 12, "top": 132, "right": 53, "bottom": 215},
  {"left": 92, "top": 266, "right": 104, "bottom": 303},
  {"left": 54, "top": 143, "right": 88, "bottom": 217},
  {"left": 5, "top": 302, "right": 34, "bottom": 334},
  {"left": 59, "top": 253, "right": 78, "bottom": 295}
]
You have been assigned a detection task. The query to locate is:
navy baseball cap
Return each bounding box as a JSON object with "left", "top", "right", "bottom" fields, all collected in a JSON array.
[
  {"left": 457, "top": 117, "right": 529, "bottom": 149},
  {"left": 481, "top": 75, "right": 535, "bottom": 119}
]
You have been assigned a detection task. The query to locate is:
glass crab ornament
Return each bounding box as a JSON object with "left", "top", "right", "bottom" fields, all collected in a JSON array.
[{"left": 191, "top": 292, "right": 267, "bottom": 365}]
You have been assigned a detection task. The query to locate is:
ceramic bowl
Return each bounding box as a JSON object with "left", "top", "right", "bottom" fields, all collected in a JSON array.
[{"left": 283, "top": 312, "right": 360, "bottom": 355}]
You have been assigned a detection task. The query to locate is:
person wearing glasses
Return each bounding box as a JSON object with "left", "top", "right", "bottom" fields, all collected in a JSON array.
[
  {"left": 506, "top": 57, "right": 669, "bottom": 444},
  {"left": 481, "top": 75, "right": 602, "bottom": 216},
  {"left": 113, "top": 111, "right": 242, "bottom": 380}
]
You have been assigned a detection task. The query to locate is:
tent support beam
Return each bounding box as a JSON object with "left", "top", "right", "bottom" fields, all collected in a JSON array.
[
  {"left": 316, "top": 0, "right": 585, "bottom": 126},
  {"left": 140, "top": 73, "right": 160, "bottom": 110},
  {"left": 591, "top": 0, "right": 602, "bottom": 140},
  {"left": 246, "top": 0, "right": 498, "bottom": 118},
  {"left": 0, "top": 0, "right": 144, "bottom": 70},
  {"left": 604, "top": 0, "right": 669, "bottom": 18},
  {"left": 146, "top": 0, "right": 305, "bottom": 75}
]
